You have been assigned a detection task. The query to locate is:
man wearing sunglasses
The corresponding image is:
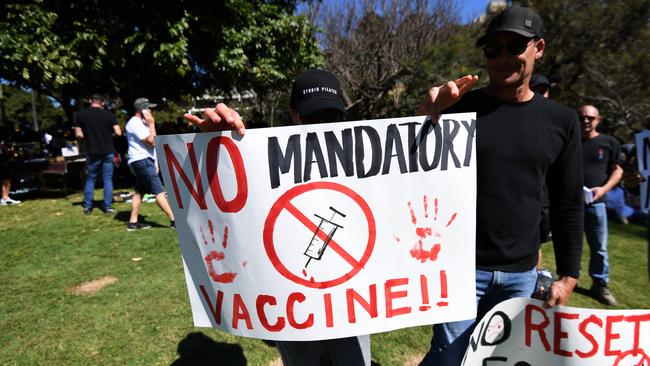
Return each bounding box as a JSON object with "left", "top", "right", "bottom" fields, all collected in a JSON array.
[
  {"left": 418, "top": 6, "right": 583, "bottom": 365},
  {"left": 579, "top": 104, "right": 622, "bottom": 306}
]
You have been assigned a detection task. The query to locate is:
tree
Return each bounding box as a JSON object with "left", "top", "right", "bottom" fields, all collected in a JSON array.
[
  {"left": 1, "top": 85, "right": 66, "bottom": 132},
  {"left": 522, "top": 0, "right": 650, "bottom": 142},
  {"left": 318, "top": 0, "right": 473, "bottom": 120},
  {"left": 0, "top": 0, "right": 323, "bottom": 126}
]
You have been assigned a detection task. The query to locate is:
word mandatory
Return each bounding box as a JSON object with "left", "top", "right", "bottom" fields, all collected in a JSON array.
[{"left": 267, "top": 119, "right": 476, "bottom": 188}]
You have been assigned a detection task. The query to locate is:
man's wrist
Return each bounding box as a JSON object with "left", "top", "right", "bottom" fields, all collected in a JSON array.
[{"left": 557, "top": 275, "right": 578, "bottom": 285}]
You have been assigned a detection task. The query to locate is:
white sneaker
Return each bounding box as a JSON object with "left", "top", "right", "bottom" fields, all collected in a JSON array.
[{"left": 1, "top": 197, "right": 21, "bottom": 206}]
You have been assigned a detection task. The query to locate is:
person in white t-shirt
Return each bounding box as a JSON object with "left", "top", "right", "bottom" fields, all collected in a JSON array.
[{"left": 125, "top": 98, "right": 175, "bottom": 231}]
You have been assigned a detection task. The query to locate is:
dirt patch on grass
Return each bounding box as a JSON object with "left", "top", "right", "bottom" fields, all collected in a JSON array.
[
  {"left": 68, "top": 276, "right": 118, "bottom": 295},
  {"left": 267, "top": 357, "right": 283, "bottom": 366},
  {"left": 404, "top": 352, "right": 426, "bottom": 366}
]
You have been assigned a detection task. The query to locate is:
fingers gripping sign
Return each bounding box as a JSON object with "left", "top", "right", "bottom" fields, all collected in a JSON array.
[
  {"left": 395, "top": 195, "right": 458, "bottom": 263},
  {"left": 200, "top": 219, "right": 237, "bottom": 283},
  {"left": 184, "top": 103, "right": 246, "bottom": 135}
]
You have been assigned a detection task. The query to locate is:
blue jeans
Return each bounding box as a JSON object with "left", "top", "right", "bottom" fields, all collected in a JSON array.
[
  {"left": 276, "top": 335, "right": 371, "bottom": 366},
  {"left": 84, "top": 153, "right": 114, "bottom": 210},
  {"left": 584, "top": 202, "right": 609, "bottom": 283},
  {"left": 420, "top": 267, "right": 538, "bottom": 366}
]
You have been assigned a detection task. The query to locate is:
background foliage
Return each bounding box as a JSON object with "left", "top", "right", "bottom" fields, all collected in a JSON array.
[
  {"left": 0, "top": 0, "right": 648, "bottom": 139},
  {"left": 0, "top": 0, "right": 322, "bottom": 127},
  {"left": 317, "top": 0, "right": 649, "bottom": 142}
]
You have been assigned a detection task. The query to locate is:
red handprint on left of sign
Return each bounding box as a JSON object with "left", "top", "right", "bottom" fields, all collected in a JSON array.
[
  {"left": 394, "top": 195, "right": 458, "bottom": 263},
  {"left": 200, "top": 219, "right": 237, "bottom": 283}
]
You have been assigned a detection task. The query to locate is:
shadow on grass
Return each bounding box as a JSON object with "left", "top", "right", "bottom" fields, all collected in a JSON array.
[
  {"left": 11, "top": 188, "right": 70, "bottom": 201},
  {"left": 573, "top": 285, "right": 593, "bottom": 298},
  {"left": 111, "top": 210, "right": 167, "bottom": 227},
  {"left": 573, "top": 284, "right": 606, "bottom": 306},
  {"left": 71, "top": 199, "right": 109, "bottom": 210},
  {"left": 170, "top": 332, "right": 246, "bottom": 366}
]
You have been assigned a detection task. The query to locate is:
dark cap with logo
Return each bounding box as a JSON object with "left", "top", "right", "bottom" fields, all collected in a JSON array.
[
  {"left": 290, "top": 69, "right": 346, "bottom": 117},
  {"left": 90, "top": 94, "right": 104, "bottom": 102},
  {"left": 477, "top": 5, "right": 544, "bottom": 46},
  {"left": 530, "top": 74, "right": 550, "bottom": 89},
  {"left": 133, "top": 97, "right": 157, "bottom": 111}
]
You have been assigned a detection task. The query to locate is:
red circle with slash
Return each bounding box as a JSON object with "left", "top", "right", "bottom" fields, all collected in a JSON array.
[{"left": 263, "top": 181, "right": 376, "bottom": 289}]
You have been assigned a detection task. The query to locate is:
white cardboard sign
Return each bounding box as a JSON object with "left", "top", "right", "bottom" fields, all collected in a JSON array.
[
  {"left": 462, "top": 298, "right": 650, "bottom": 366},
  {"left": 155, "top": 114, "right": 477, "bottom": 341}
]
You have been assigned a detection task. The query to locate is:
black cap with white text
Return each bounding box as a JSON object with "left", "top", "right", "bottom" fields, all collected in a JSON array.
[{"left": 290, "top": 69, "right": 346, "bottom": 117}]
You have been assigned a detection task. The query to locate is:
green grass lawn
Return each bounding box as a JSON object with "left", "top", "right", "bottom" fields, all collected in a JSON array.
[{"left": 1, "top": 191, "right": 649, "bottom": 365}]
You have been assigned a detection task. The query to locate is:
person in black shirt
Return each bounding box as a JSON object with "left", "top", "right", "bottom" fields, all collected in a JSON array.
[
  {"left": 531, "top": 73, "right": 553, "bottom": 256},
  {"left": 74, "top": 94, "right": 122, "bottom": 214},
  {"left": 579, "top": 104, "right": 622, "bottom": 306},
  {"left": 418, "top": 6, "right": 583, "bottom": 365}
]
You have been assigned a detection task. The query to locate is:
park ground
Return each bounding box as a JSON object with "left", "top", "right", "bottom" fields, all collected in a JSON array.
[{"left": 1, "top": 190, "right": 649, "bottom": 365}]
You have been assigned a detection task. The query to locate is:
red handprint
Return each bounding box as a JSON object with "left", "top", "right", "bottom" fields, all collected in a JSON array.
[
  {"left": 200, "top": 219, "right": 237, "bottom": 283},
  {"left": 395, "top": 195, "right": 457, "bottom": 263}
]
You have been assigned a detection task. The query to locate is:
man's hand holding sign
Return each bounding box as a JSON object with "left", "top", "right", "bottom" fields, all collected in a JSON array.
[{"left": 184, "top": 102, "right": 246, "bottom": 135}]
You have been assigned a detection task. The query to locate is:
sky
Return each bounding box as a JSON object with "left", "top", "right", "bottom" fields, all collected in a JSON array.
[
  {"left": 299, "top": 0, "right": 491, "bottom": 24},
  {"left": 459, "top": 0, "right": 490, "bottom": 23}
]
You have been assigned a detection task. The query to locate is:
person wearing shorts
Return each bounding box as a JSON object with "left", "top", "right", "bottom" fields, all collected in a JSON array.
[{"left": 125, "top": 97, "right": 175, "bottom": 231}]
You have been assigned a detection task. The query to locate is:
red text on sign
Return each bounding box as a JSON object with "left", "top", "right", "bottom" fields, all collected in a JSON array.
[
  {"left": 198, "top": 271, "right": 448, "bottom": 332},
  {"left": 163, "top": 136, "right": 248, "bottom": 213},
  {"left": 524, "top": 304, "right": 650, "bottom": 359}
]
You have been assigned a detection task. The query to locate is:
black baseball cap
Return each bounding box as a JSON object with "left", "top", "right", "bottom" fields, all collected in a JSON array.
[
  {"left": 90, "top": 94, "right": 104, "bottom": 102},
  {"left": 477, "top": 5, "right": 544, "bottom": 46},
  {"left": 290, "top": 69, "right": 346, "bottom": 117},
  {"left": 530, "top": 74, "right": 550, "bottom": 89}
]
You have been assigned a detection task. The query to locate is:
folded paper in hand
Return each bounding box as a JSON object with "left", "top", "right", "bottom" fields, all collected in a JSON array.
[{"left": 583, "top": 186, "right": 594, "bottom": 204}]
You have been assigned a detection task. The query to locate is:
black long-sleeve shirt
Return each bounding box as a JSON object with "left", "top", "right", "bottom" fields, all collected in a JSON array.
[{"left": 444, "top": 89, "right": 583, "bottom": 277}]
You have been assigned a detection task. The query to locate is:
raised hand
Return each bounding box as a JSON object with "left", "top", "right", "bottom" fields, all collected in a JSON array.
[
  {"left": 417, "top": 75, "right": 479, "bottom": 122},
  {"left": 142, "top": 108, "right": 155, "bottom": 125},
  {"left": 184, "top": 103, "right": 246, "bottom": 135}
]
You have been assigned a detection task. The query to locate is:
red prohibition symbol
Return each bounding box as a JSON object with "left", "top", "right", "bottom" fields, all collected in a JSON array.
[{"left": 263, "top": 181, "right": 376, "bottom": 289}]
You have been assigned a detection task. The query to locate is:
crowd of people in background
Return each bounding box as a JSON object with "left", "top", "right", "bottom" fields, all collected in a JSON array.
[
  {"left": 1, "top": 4, "right": 649, "bottom": 366},
  {"left": 0, "top": 94, "right": 198, "bottom": 213}
]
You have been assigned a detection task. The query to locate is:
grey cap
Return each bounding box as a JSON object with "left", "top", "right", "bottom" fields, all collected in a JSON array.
[
  {"left": 133, "top": 97, "right": 157, "bottom": 111},
  {"left": 477, "top": 5, "right": 544, "bottom": 46}
]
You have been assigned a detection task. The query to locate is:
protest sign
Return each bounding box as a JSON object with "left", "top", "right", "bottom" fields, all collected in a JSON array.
[
  {"left": 461, "top": 298, "right": 650, "bottom": 366},
  {"left": 634, "top": 130, "right": 650, "bottom": 213},
  {"left": 155, "top": 114, "right": 477, "bottom": 341}
]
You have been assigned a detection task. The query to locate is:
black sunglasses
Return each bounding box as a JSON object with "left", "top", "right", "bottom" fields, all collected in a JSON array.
[
  {"left": 482, "top": 37, "right": 535, "bottom": 60},
  {"left": 579, "top": 115, "right": 598, "bottom": 122}
]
